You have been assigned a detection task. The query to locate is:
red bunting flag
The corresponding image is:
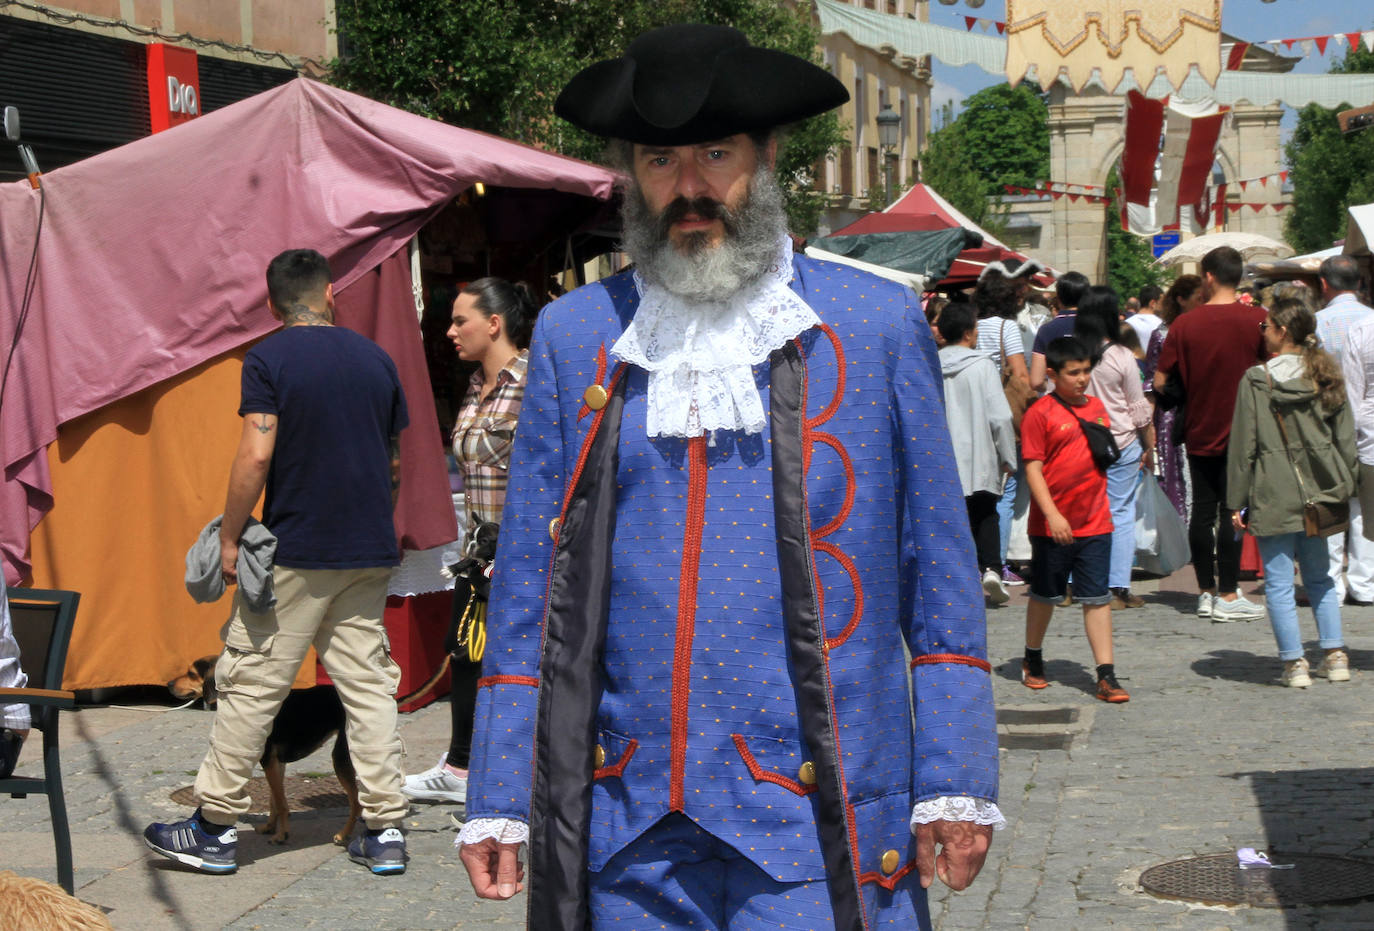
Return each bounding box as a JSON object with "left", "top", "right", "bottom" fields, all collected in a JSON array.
[
  {"left": 1275, "top": 203, "right": 1288, "bottom": 212},
  {"left": 1281, "top": 170, "right": 1289, "bottom": 183},
  {"left": 1051, "top": 191, "right": 1063, "bottom": 200},
  {"left": 964, "top": 16, "right": 977, "bottom": 31},
  {"left": 1315, "top": 35, "right": 1330, "bottom": 55},
  {"left": 1250, "top": 203, "right": 1265, "bottom": 213},
  {"left": 1259, "top": 175, "right": 1269, "bottom": 187},
  {"left": 1240, "top": 179, "right": 1249, "bottom": 192},
  {"left": 1348, "top": 33, "right": 1363, "bottom": 51},
  {"left": 996, "top": 21, "right": 1006, "bottom": 36},
  {"left": 1228, "top": 203, "right": 1244, "bottom": 213}
]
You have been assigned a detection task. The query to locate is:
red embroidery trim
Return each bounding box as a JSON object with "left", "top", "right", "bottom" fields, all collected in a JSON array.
[
  {"left": 809, "top": 431, "right": 856, "bottom": 537},
  {"left": 858, "top": 858, "right": 918, "bottom": 891},
  {"left": 476, "top": 675, "right": 539, "bottom": 689},
  {"left": 593, "top": 738, "right": 639, "bottom": 781},
  {"left": 577, "top": 344, "right": 609, "bottom": 421},
  {"left": 816, "top": 540, "right": 864, "bottom": 650},
  {"left": 910, "top": 653, "right": 993, "bottom": 673},
  {"left": 670, "top": 435, "right": 709, "bottom": 812},
  {"left": 731, "top": 734, "right": 817, "bottom": 797},
  {"left": 806, "top": 324, "right": 846, "bottom": 429}
]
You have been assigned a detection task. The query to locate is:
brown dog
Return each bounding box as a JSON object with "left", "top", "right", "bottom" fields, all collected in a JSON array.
[
  {"left": 169, "top": 656, "right": 361, "bottom": 846},
  {"left": 0, "top": 870, "right": 113, "bottom": 931}
]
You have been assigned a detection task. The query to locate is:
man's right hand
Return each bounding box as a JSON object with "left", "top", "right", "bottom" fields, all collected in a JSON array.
[
  {"left": 220, "top": 539, "right": 240, "bottom": 585},
  {"left": 460, "top": 838, "right": 525, "bottom": 899}
]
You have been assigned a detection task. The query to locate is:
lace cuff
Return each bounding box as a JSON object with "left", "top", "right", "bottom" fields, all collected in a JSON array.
[
  {"left": 909, "top": 796, "right": 1007, "bottom": 833},
  {"left": 456, "top": 817, "right": 530, "bottom": 848}
]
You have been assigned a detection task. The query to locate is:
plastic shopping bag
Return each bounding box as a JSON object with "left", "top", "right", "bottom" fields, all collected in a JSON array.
[{"left": 1135, "top": 472, "right": 1190, "bottom": 576}]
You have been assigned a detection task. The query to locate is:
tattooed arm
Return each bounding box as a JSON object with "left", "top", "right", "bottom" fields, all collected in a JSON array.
[{"left": 220, "top": 413, "right": 278, "bottom": 583}]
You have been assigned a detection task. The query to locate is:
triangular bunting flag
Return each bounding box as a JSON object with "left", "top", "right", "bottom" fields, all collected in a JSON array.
[
  {"left": 996, "top": 21, "right": 1006, "bottom": 36},
  {"left": 1275, "top": 203, "right": 1288, "bottom": 212},
  {"left": 1228, "top": 203, "right": 1243, "bottom": 213},
  {"left": 1348, "top": 33, "right": 1364, "bottom": 51},
  {"left": 1282, "top": 38, "right": 1297, "bottom": 50},
  {"left": 1259, "top": 175, "right": 1269, "bottom": 187},
  {"left": 1240, "top": 180, "right": 1249, "bottom": 191},
  {"left": 1051, "top": 191, "right": 1063, "bottom": 200},
  {"left": 1300, "top": 39, "right": 1316, "bottom": 58},
  {"left": 1068, "top": 193, "right": 1080, "bottom": 202},
  {"left": 1365, "top": 31, "right": 1374, "bottom": 52},
  {"left": 964, "top": 16, "right": 977, "bottom": 31},
  {"left": 1281, "top": 170, "right": 1289, "bottom": 183},
  {"left": 1315, "top": 35, "right": 1330, "bottom": 55},
  {"left": 1250, "top": 203, "right": 1265, "bottom": 213}
]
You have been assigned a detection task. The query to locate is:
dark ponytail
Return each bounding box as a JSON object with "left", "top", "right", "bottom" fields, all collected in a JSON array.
[{"left": 460, "top": 277, "right": 538, "bottom": 349}]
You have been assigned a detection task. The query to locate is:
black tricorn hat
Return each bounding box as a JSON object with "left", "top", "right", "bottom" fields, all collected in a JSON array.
[{"left": 554, "top": 24, "right": 849, "bottom": 146}]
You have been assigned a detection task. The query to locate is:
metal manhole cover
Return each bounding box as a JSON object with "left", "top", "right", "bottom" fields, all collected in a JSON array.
[
  {"left": 171, "top": 776, "right": 348, "bottom": 814},
  {"left": 1140, "top": 854, "right": 1374, "bottom": 908}
]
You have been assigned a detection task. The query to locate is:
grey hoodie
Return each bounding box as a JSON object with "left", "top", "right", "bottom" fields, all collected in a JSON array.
[
  {"left": 185, "top": 516, "right": 278, "bottom": 611},
  {"left": 940, "top": 344, "right": 1018, "bottom": 497}
]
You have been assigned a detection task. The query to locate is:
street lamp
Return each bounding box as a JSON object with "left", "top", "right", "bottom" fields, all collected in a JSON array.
[{"left": 876, "top": 103, "right": 901, "bottom": 206}]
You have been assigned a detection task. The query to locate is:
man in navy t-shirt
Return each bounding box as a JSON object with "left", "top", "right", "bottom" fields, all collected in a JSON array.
[
  {"left": 144, "top": 249, "right": 412, "bottom": 876},
  {"left": 1028, "top": 271, "right": 1090, "bottom": 393}
]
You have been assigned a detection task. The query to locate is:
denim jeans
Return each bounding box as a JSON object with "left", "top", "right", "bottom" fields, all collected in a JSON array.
[
  {"left": 998, "top": 459, "right": 1023, "bottom": 563},
  {"left": 1106, "top": 440, "right": 1143, "bottom": 589},
  {"left": 1256, "top": 532, "right": 1344, "bottom": 661}
]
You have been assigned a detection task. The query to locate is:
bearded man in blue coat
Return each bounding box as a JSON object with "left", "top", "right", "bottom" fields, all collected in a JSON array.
[{"left": 457, "top": 24, "right": 1003, "bottom": 930}]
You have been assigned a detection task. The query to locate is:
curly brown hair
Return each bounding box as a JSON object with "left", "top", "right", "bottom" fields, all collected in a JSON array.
[{"left": 1270, "top": 297, "right": 1345, "bottom": 411}]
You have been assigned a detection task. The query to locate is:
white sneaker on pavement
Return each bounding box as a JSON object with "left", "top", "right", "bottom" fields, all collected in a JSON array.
[
  {"left": 983, "top": 568, "right": 1010, "bottom": 606},
  {"left": 1210, "top": 591, "right": 1265, "bottom": 622},
  {"left": 402, "top": 752, "right": 467, "bottom": 803},
  {"left": 1282, "top": 657, "right": 1311, "bottom": 688},
  {"left": 1196, "top": 592, "right": 1213, "bottom": 618},
  {"left": 1313, "top": 649, "right": 1351, "bottom": 682}
]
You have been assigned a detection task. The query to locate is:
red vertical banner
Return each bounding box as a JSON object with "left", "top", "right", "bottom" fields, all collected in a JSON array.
[
  {"left": 146, "top": 44, "right": 201, "bottom": 133},
  {"left": 1121, "top": 91, "right": 1166, "bottom": 234}
]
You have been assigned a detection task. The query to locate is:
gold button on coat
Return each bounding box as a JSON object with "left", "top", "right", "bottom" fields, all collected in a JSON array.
[
  {"left": 798, "top": 761, "right": 816, "bottom": 786},
  {"left": 594, "top": 745, "right": 606, "bottom": 768},
  {"left": 583, "top": 384, "right": 608, "bottom": 411},
  {"left": 549, "top": 517, "right": 560, "bottom": 541},
  {"left": 880, "top": 849, "right": 901, "bottom": 875}
]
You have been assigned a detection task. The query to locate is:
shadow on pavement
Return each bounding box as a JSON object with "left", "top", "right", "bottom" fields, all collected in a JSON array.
[
  {"left": 994, "top": 657, "right": 1097, "bottom": 696},
  {"left": 77, "top": 712, "right": 193, "bottom": 931},
  {"left": 1232, "top": 767, "right": 1374, "bottom": 926},
  {"left": 1193, "top": 646, "right": 1374, "bottom": 687}
]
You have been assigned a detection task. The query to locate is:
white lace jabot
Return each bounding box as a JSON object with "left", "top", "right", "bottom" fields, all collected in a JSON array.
[{"left": 611, "top": 238, "right": 820, "bottom": 438}]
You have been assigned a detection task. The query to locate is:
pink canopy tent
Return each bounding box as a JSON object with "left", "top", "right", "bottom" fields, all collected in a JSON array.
[{"left": 0, "top": 77, "right": 617, "bottom": 584}]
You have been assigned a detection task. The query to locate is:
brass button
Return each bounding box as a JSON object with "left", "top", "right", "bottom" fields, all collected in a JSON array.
[
  {"left": 583, "top": 384, "right": 608, "bottom": 411},
  {"left": 549, "top": 517, "right": 561, "bottom": 541},
  {"left": 880, "top": 848, "right": 901, "bottom": 875},
  {"left": 798, "top": 761, "right": 816, "bottom": 786},
  {"left": 594, "top": 744, "right": 606, "bottom": 768}
]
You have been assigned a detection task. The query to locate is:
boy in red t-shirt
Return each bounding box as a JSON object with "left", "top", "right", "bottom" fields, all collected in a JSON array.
[{"left": 1020, "top": 336, "right": 1129, "bottom": 703}]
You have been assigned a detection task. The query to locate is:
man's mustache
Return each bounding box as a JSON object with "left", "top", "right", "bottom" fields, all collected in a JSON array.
[{"left": 655, "top": 196, "right": 739, "bottom": 239}]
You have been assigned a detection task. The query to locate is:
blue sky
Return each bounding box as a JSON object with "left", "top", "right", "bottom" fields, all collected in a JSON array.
[{"left": 931, "top": 0, "right": 1374, "bottom": 125}]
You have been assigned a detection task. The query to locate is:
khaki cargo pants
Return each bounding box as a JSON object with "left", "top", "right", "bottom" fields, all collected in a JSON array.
[{"left": 194, "top": 566, "right": 405, "bottom": 828}]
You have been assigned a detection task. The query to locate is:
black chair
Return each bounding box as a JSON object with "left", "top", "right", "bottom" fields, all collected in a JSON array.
[{"left": 0, "top": 587, "right": 80, "bottom": 893}]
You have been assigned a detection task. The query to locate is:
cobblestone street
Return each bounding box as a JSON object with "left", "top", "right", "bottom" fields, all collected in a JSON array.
[{"left": 4, "top": 568, "right": 1374, "bottom": 928}]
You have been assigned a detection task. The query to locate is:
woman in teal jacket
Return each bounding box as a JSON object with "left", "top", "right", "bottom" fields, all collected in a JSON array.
[{"left": 1228, "top": 298, "right": 1358, "bottom": 687}]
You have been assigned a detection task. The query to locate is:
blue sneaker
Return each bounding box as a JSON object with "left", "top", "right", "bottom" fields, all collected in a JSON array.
[
  {"left": 143, "top": 810, "right": 237, "bottom": 873},
  {"left": 348, "top": 826, "right": 408, "bottom": 875}
]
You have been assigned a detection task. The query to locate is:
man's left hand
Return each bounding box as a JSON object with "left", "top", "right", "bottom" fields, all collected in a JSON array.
[
  {"left": 914, "top": 819, "right": 992, "bottom": 891},
  {"left": 220, "top": 539, "right": 239, "bottom": 584}
]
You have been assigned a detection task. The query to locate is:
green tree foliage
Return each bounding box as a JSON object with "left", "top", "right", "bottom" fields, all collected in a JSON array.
[
  {"left": 1284, "top": 39, "right": 1374, "bottom": 253},
  {"left": 918, "top": 84, "right": 1049, "bottom": 236},
  {"left": 328, "top": 0, "right": 847, "bottom": 234},
  {"left": 1101, "top": 167, "right": 1164, "bottom": 297}
]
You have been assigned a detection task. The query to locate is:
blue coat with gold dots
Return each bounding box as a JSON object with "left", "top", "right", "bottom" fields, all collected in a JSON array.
[{"left": 466, "top": 256, "right": 999, "bottom": 930}]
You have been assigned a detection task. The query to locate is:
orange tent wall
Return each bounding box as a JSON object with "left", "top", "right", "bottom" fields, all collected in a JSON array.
[{"left": 26, "top": 348, "right": 316, "bottom": 691}]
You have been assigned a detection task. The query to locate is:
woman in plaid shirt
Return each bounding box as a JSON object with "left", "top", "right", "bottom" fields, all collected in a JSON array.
[{"left": 403, "top": 278, "right": 535, "bottom": 807}]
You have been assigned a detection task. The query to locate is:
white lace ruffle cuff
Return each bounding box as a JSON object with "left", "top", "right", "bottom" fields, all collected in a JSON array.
[
  {"left": 611, "top": 237, "right": 819, "bottom": 438},
  {"left": 456, "top": 817, "right": 530, "bottom": 849},
  {"left": 910, "top": 797, "right": 1007, "bottom": 832}
]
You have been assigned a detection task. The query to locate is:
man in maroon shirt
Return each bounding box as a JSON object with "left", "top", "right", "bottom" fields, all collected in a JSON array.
[{"left": 1154, "top": 246, "right": 1268, "bottom": 621}]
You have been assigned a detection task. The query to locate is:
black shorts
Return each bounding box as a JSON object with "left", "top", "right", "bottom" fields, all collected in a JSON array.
[{"left": 1028, "top": 533, "right": 1111, "bottom": 606}]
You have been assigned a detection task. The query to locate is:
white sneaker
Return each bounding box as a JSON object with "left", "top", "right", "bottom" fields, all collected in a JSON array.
[
  {"left": 402, "top": 753, "right": 467, "bottom": 803},
  {"left": 1197, "top": 592, "right": 1214, "bottom": 618},
  {"left": 1210, "top": 592, "right": 1265, "bottom": 622},
  {"left": 982, "top": 568, "right": 1010, "bottom": 606},
  {"left": 1282, "top": 657, "right": 1312, "bottom": 688},
  {"left": 1313, "top": 649, "right": 1351, "bottom": 682}
]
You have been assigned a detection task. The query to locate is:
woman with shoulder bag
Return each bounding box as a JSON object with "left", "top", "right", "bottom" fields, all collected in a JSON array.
[
  {"left": 1075, "top": 286, "right": 1155, "bottom": 610},
  {"left": 402, "top": 277, "right": 535, "bottom": 803},
  {"left": 1227, "top": 298, "right": 1358, "bottom": 688}
]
